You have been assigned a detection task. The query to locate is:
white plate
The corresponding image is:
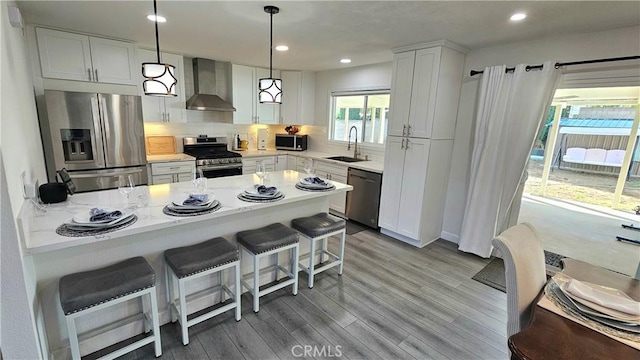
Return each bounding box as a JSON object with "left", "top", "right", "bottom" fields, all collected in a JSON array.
[
  {"left": 171, "top": 193, "right": 215, "bottom": 208},
  {"left": 300, "top": 177, "right": 330, "bottom": 187},
  {"left": 244, "top": 186, "right": 280, "bottom": 197},
  {"left": 241, "top": 191, "right": 282, "bottom": 200},
  {"left": 66, "top": 213, "right": 135, "bottom": 229},
  {"left": 72, "top": 209, "right": 127, "bottom": 224},
  {"left": 167, "top": 200, "right": 219, "bottom": 212}
]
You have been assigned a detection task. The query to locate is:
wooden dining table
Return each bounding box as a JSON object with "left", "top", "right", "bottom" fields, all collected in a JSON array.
[{"left": 509, "top": 258, "right": 640, "bottom": 360}]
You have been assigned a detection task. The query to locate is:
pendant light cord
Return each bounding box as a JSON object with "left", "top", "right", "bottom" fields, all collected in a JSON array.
[
  {"left": 269, "top": 10, "right": 273, "bottom": 78},
  {"left": 153, "top": 0, "right": 160, "bottom": 63}
]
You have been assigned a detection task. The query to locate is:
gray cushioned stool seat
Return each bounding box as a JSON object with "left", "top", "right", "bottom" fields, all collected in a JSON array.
[
  {"left": 237, "top": 223, "right": 299, "bottom": 254},
  {"left": 165, "top": 237, "right": 238, "bottom": 278},
  {"left": 291, "top": 213, "right": 346, "bottom": 238},
  {"left": 59, "top": 257, "right": 155, "bottom": 315}
]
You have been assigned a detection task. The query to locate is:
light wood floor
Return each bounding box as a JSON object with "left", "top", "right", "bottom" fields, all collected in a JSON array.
[{"left": 110, "top": 229, "right": 508, "bottom": 360}]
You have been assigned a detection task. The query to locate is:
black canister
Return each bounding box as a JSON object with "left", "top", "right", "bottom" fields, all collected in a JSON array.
[{"left": 39, "top": 182, "right": 68, "bottom": 204}]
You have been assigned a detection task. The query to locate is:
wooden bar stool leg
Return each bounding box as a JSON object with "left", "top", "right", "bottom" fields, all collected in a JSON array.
[
  {"left": 141, "top": 294, "right": 150, "bottom": 333},
  {"left": 234, "top": 262, "right": 241, "bottom": 321},
  {"left": 166, "top": 266, "right": 177, "bottom": 323},
  {"left": 178, "top": 279, "right": 189, "bottom": 345},
  {"left": 66, "top": 316, "right": 81, "bottom": 360},
  {"left": 338, "top": 230, "right": 346, "bottom": 275},
  {"left": 149, "top": 290, "right": 162, "bottom": 357},
  {"left": 274, "top": 252, "right": 279, "bottom": 282},
  {"left": 308, "top": 236, "right": 316, "bottom": 288},
  {"left": 253, "top": 254, "right": 260, "bottom": 312},
  {"left": 293, "top": 244, "right": 299, "bottom": 295}
]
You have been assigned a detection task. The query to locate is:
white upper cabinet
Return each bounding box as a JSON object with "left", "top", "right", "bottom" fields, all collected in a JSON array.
[
  {"left": 36, "top": 28, "right": 137, "bottom": 85},
  {"left": 388, "top": 45, "right": 464, "bottom": 139},
  {"left": 232, "top": 64, "right": 281, "bottom": 124},
  {"left": 280, "top": 70, "right": 315, "bottom": 125},
  {"left": 138, "top": 49, "right": 186, "bottom": 123}
]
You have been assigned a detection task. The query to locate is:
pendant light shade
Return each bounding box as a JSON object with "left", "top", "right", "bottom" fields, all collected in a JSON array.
[
  {"left": 142, "top": 0, "right": 177, "bottom": 97},
  {"left": 258, "top": 5, "right": 282, "bottom": 104}
]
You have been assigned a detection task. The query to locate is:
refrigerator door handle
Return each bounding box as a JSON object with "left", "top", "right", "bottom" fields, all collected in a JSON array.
[
  {"left": 99, "top": 95, "right": 114, "bottom": 167},
  {"left": 68, "top": 168, "right": 144, "bottom": 179},
  {"left": 90, "top": 95, "right": 106, "bottom": 167}
]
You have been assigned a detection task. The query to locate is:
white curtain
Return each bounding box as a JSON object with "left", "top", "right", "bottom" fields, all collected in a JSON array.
[{"left": 458, "top": 62, "right": 560, "bottom": 258}]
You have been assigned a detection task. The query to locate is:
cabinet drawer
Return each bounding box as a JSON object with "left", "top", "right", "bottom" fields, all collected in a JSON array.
[
  {"left": 242, "top": 156, "right": 275, "bottom": 168},
  {"left": 177, "top": 173, "right": 192, "bottom": 182},
  {"left": 152, "top": 174, "right": 173, "bottom": 184},
  {"left": 314, "top": 160, "right": 348, "bottom": 177},
  {"left": 151, "top": 161, "right": 194, "bottom": 175}
]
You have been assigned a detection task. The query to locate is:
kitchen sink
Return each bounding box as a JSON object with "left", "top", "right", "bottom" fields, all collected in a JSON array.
[{"left": 324, "top": 156, "right": 365, "bottom": 163}]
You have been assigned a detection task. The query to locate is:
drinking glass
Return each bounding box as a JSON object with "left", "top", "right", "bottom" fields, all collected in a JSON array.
[
  {"left": 303, "top": 158, "right": 314, "bottom": 176},
  {"left": 256, "top": 161, "right": 266, "bottom": 185},
  {"left": 192, "top": 168, "right": 207, "bottom": 193},
  {"left": 118, "top": 175, "right": 135, "bottom": 205}
]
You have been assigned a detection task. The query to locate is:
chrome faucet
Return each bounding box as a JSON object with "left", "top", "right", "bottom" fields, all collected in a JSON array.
[{"left": 347, "top": 126, "right": 361, "bottom": 159}]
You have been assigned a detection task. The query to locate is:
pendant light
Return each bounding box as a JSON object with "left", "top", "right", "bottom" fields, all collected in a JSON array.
[
  {"left": 258, "top": 5, "right": 282, "bottom": 104},
  {"left": 142, "top": 0, "right": 177, "bottom": 96}
]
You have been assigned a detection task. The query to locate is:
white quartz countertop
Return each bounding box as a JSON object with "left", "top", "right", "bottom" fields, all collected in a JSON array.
[
  {"left": 146, "top": 154, "right": 196, "bottom": 163},
  {"left": 18, "top": 171, "right": 351, "bottom": 255},
  {"left": 238, "top": 149, "right": 384, "bottom": 173}
]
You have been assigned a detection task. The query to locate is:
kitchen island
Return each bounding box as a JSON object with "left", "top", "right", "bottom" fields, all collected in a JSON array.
[{"left": 17, "top": 170, "right": 351, "bottom": 358}]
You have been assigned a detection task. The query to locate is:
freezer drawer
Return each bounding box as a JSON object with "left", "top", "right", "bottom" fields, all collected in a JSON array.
[
  {"left": 67, "top": 166, "right": 148, "bottom": 192},
  {"left": 346, "top": 168, "right": 382, "bottom": 228}
]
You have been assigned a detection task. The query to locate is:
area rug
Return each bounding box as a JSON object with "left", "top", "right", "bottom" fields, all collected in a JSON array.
[
  {"left": 472, "top": 250, "right": 567, "bottom": 293},
  {"left": 346, "top": 220, "right": 369, "bottom": 235}
]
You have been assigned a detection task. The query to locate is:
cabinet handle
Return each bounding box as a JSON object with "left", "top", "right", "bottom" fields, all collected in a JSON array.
[
  {"left": 87, "top": 68, "right": 92, "bottom": 81},
  {"left": 167, "top": 113, "right": 170, "bottom": 122},
  {"left": 407, "top": 124, "right": 412, "bottom": 136},
  {"left": 406, "top": 138, "right": 410, "bottom": 149},
  {"left": 401, "top": 138, "right": 405, "bottom": 149},
  {"left": 161, "top": 113, "right": 165, "bottom": 122},
  {"left": 168, "top": 167, "right": 180, "bottom": 170},
  {"left": 402, "top": 124, "right": 406, "bottom": 136},
  {"left": 94, "top": 69, "right": 99, "bottom": 82}
]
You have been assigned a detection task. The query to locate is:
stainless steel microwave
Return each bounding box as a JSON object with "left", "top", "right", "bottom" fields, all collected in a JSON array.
[{"left": 275, "top": 134, "right": 308, "bottom": 151}]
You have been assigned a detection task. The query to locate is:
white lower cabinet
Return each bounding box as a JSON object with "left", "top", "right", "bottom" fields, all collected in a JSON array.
[
  {"left": 314, "top": 160, "right": 348, "bottom": 215},
  {"left": 150, "top": 161, "right": 195, "bottom": 184},
  {"left": 379, "top": 137, "right": 453, "bottom": 246},
  {"left": 242, "top": 156, "right": 275, "bottom": 174},
  {"left": 275, "top": 155, "right": 288, "bottom": 171}
]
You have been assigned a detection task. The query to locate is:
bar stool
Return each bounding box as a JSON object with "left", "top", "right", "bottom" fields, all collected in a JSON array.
[
  {"left": 164, "top": 237, "right": 240, "bottom": 345},
  {"left": 59, "top": 257, "right": 161, "bottom": 360},
  {"left": 292, "top": 213, "right": 346, "bottom": 288},
  {"left": 236, "top": 223, "right": 300, "bottom": 313}
]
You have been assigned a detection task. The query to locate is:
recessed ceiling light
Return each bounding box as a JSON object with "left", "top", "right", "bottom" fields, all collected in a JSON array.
[
  {"left": 510, "top": 13, "right": 526, "bottom": 21},
  {"left": 275, "top": 45, "right": 289, "bottom": 51},
  {"left": 340, "top": 58, "right": 352, "bottom": 64},
  {"left": 147, "top": 14, "right": 166, "bottom": 23}
]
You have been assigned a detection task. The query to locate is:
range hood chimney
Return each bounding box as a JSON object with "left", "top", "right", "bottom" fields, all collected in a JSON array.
[{"left": 186, "top": 58, "right": 236, "bottom": 112}]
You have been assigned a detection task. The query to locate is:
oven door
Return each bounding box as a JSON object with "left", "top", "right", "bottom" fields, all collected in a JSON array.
[{"left": 199, "top": 164, "right": 242, "bottom": 178}]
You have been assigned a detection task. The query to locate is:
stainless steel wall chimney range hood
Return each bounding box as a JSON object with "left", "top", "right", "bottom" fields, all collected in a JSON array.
[{"left": 186, "top": 58, "right": 236, "bottom": 112}]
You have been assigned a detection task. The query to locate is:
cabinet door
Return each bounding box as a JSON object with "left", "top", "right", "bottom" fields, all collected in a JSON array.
[
  {"left": 161, "top": 52, "right": 186, "bottom": 123},
  {"left": 281, "top": 71, "right": 301, "bottom": 124},
  {"left": 396, "top": 138, "right": 430, "bottom": 238},
  {"left": 408, "top": 48, "right": 441, "bottom": 138},
  {"left": 256, "top": 68, "right": 281, "bottom": 124},
  {"left": 287, "top": 155, "right": 297, "bottom": 171},
  {"left": 36, "top": 28, "right": 92, "bottom": 81},
  {"left": 329, "top": 173, "right": 347, "bottom": 214},
  {"left": 378, "top": 136, "right": 406, "bottom": 231},
  {"left": 387, "top": 51, "right": 415, "bottom": 137},
  {"left": 89, "top": 37, "right": 137, "bottom": 85},
  {"left": 275, "top": 155, "right": 288, "bottom": 171},
  {"left": 152, "top": 174, "right": 173, "bottom": 185},
  {"left": 232, "top": 64, "right": 255, "bottom": 124},
  {"left": 177, "top": 172, "right": 192, "bottom": 183}
]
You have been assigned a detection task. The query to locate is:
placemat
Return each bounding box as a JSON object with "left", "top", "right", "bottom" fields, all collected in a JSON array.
[
  {"left": 56, "top": 215, "right": 138, "bottom": 237},
  {"left": 163, "top": 202, "right": 222, "bottom": 217},
  {"left": 237, "top": 193, "right": 285, "bottom": 203},
  {"left": 295, "top": 184, "right": 336, "bottom": 192}
]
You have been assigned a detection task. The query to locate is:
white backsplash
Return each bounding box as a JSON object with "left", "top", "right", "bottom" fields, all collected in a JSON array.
[{"left": 143, "top": 122, "right": 385, "bottom": 162}]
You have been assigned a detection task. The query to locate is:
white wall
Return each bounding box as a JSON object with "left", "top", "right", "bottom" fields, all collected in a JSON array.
[
  {"left": 0, "top": 2, "right": 45, "bottom": 358},
  {"left": 441, "top": 26, "right": 640, "bottom": 243},
  {"left": 312, "top": 62, "right": 392, "bottom": 161}
]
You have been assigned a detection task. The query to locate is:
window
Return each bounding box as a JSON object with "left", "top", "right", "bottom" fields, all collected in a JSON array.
[{"left": 330, "top": 91, "right": 390, "bottom": 145}]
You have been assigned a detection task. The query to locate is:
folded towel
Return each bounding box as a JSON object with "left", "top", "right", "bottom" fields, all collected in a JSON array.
[
  {"left": 89, "top": 208, "right": 122, "bottom": 222},
  {"left": 566, "top": 279, "right": 640, "bottom": 316},
  {"left": 255, "top": 185, "right": 278, "bottom": 196},
  {"left": 304, "top": 177, "right": 328, "bottom": 186},
  {"left": 183, "top": 194, "right": 209, "bottom": 205}
]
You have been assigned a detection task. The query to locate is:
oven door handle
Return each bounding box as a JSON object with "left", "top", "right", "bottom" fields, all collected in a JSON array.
[{"left": 198, "top": 164, "right": 242, "bottom": 171}]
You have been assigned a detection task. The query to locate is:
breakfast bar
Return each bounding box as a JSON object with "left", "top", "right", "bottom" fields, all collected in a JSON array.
[{"left": 17, "top": 170, "right": 351, "bottom": 357}]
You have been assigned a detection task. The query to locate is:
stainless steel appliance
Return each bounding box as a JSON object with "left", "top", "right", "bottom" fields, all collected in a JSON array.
[
  {"left": 39, "top": 90, "right": 148, "bottom": 192},
  {"left": 183, "top": 136, "right": 242, "bottom": 178},
  {"left": 346, "top": 168, "right": 382, "bottom": 228},
  {"left": 275, "top": 134, "right": 308, "bottom": 151}
]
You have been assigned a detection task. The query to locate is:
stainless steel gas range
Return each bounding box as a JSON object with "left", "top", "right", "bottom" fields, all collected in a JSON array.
[{"left": 183, "top": 136, "right": 243, "bottom": 178}]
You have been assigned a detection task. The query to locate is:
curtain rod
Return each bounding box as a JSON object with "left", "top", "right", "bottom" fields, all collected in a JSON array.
[{"left": 469, "top": 55, "right": 640, "bottom": 77}]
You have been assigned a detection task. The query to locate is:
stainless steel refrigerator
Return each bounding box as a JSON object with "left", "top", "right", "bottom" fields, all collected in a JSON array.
[{"left": 39, "top": 90, "right": 148, "bottom": 192}]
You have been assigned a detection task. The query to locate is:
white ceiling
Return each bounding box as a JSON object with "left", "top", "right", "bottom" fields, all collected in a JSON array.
[{"left": 16, "top": 1, "right": 640, "bottom": 71}]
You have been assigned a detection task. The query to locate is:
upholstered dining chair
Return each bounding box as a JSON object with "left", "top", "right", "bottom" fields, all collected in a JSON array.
[{"left": 492, "top": 222, "right": 547, "bottom": 337}]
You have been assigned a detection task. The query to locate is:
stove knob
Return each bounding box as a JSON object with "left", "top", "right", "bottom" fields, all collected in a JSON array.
[{"left": 221, "top": 159, "right": 228, "bottom": 163}]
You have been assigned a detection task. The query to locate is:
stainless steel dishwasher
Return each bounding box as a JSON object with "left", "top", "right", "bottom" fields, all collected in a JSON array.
[{"left": 346, "top": 168, "right": 382, "bottom": 228}]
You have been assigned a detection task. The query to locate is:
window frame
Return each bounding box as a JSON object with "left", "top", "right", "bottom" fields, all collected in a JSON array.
[{"left": 328, "top": 89, "right": 390, "bottom": 148}]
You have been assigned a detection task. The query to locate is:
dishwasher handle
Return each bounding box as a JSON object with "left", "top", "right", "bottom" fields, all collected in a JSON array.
[{"left": 350, "top": 174, "right": 377, "bottom": 183}]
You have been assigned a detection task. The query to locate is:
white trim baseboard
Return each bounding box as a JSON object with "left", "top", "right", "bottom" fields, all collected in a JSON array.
[{"left": 440, "top": 231, "right": 460, "bottom": 243}]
